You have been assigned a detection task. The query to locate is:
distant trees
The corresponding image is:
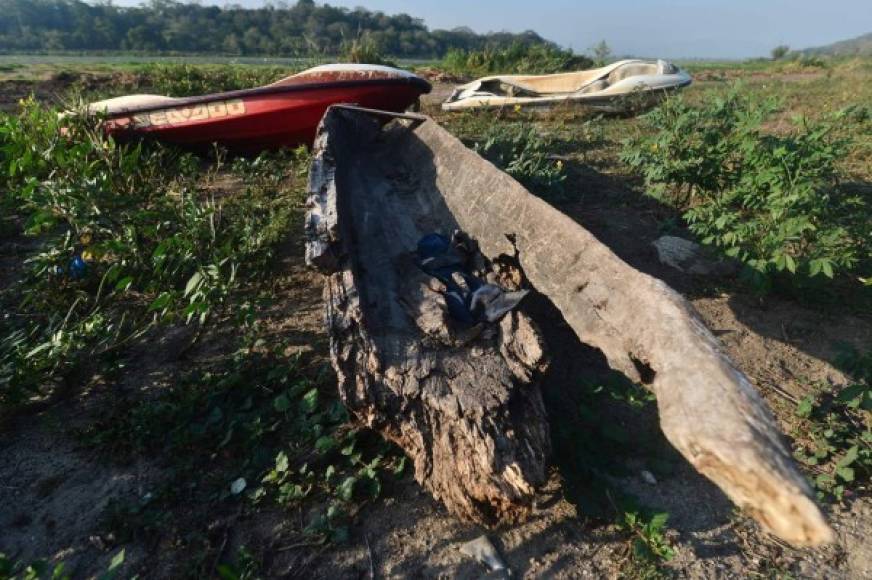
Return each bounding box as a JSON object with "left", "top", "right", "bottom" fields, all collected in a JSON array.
[
  {"left": 590, "top": 40, "right": 612, "bottom": 66},
  {"left": 0, "top": 0, "right": 562, "bottom": 58},
  {"left": 771, "top": 45, "right": 790, "bottom": 60}
]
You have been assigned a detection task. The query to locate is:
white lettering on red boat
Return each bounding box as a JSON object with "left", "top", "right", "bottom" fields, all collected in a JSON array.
[{"left": 129, "top": 99, "right": 246, "bottom": 128}]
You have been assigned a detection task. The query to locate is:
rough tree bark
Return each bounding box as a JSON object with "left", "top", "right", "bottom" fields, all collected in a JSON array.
[
  {"left": 305, "top": 110, "right": 550, "bottom": 526},
  {"left": 305, "top": 107, "right": 833, "bottom": 546}
]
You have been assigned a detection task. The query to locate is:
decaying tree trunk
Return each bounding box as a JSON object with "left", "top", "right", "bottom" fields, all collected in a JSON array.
[
  {"left": 305, "top": 107, "right": 833, "bottom": 546},
  {"left": 305, "top": 110, "right": 550, "bottom": 525}
]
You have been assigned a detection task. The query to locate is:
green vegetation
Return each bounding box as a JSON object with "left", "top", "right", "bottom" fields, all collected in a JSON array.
[
  {"left": 543, "top": 372, "right": 676, "bottom": 577},
  {"left": 0, "top": 553, "right": 69, "bottom": 580},
  {"left": 0, "top": 0, "right": 558, "bottom": 58},
  {"left": 1, "top": 54, "right": 871, "bottom": 576},
  {"left": 0, "top": 549, "right": 123, "bottom": 580},
  {"left": 617, "top": 509, "right": 675, "bottom": 577},
  {"left": 621, "top": 89, "right": 870, "bottom": 290},
  {"left": 590, "top": 40, "right": 613, "bottom": 67},
  {"left": 0, "top": 98, "right": 307, "bottom": 407},
  {"left": 793, "top": 346, "right": 871, "bottom": 502},
  {"left": 473, "top": 121, "right": 568, "bottom": 201},
  {"left": 442, "top": 42, "right": 593, "bottom": 76},
  {"left": 771, "top": 45, "right": 791, "bottom": 60},
  {"left": 127, "top": 63, "right": 297, "bottom": 96},
  {"left": 85, "top": 336, "right": 405, "bottom": 550},
  {"left": 0, "top": 91, "right": 405, "bottom": 574},
  {"left": 340, "top": 36, "right": 395, "bottom": 66}
]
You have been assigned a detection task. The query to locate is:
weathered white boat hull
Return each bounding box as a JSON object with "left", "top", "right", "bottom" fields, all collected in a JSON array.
[{"left": 442, "top": 59, "right": 691, "bottom": 113}]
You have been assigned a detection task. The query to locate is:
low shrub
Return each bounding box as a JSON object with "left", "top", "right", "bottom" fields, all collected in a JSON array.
[
  {"left": 340, "top": 36, "right": 395, "bottom": 67},
  {"left": 0, "top": 99, "right": 309, "bottom": 407},
  {"left": 620, "top": 89, "right": 870, "bottom": 289},
  {"left": 793, "top": 346, "right": 871, "bottom": 502},
  {"left": 442, "top": 42, "right": 593, "bottom": 76},
  {"left": 473, "top": 123, "right": 567, "bottom": 201},
  {"left": 132, "top": 63, "right": 296, "bottom": 96}
]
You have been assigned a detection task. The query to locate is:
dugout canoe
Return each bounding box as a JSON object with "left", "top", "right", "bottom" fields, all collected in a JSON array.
[
  {"left": 442, "top": 59, "right": 691, "bottom": 113},
  {"left": 305, "top": 105, "right": 832, "bottom": 547},
  {"left": 82, "top": 64, "right": 431, "bottom": 152}
]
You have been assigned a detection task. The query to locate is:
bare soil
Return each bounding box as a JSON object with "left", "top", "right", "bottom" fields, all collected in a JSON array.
[{"left": 0, "top": 78, "right": 870, "bottom": 579}]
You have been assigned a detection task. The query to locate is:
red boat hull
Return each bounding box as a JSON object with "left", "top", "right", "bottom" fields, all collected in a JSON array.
[{"left": 99, "top": 69, "right": 430, "bottom": 152}]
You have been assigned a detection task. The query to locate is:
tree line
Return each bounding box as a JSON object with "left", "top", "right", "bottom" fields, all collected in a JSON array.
[{"left": 0, "top": 0, "right": 559, "bottom": 58}]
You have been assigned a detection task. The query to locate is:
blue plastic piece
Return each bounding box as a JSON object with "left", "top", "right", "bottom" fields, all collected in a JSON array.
[
  {"left": 417, "top": 233, "right": 451, "bottom": 261},
  {"left": 68, "top": 255, "right": 87, "bottom": 279}
]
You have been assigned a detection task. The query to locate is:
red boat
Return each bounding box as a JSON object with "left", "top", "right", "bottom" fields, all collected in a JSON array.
[{"left": 84, "top": 64, "right": 431, "bottom": 152}]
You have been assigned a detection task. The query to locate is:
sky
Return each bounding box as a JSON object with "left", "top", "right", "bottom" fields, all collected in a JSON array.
[{"left": 110, "top": 0, "right": 872, "bottom": 59}]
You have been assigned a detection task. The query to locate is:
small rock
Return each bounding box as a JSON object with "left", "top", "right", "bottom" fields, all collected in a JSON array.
[
  {"left": 652, "top": 236, "right": 738, "bottom": 276},
  {"left": 230, "top": 477, "right": 246, "bottom": 495},
  {"left": 460, "top": 535, "right": 510, "bottom": 575},
  {"left": 641, "top": 470, "right": 658, "bottom": 485}
]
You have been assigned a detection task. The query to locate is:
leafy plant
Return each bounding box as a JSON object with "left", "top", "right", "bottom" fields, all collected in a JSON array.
[
  {"left": 590, "top": 40, "right": 612, "bottom": 67},
  {"left": 215, "top": 546, "right": 260, "bottom": 580},
  {"left": 793, "top": 346, "right": 871, "bottom": 501},
  {"left": 473, "top": 123, "right": 567, "bottom": 201},
  {"left": 621, "top": 89, "right": 870, "bottom": 289},
  {"left": 131, "top": 64, "right": 296, "bottom": 97},
  {"left": 0, "top": 99, "right": 309, "bottom": 408},
  {"left": 442, "top": 42, "right": 592, "bottom": 76},
  {"left": 618, "top": 509, "right": 675, "bottom": 564},
  {"left": 771, "top": 45, "right": 791, "bottom": 60},
  {"left": 341, "top": 36, "right": 394, "bottom": 66},
  {"left": 0, "top": 550, "right": 122, "bottom": 580},
  {"left": 0, "top": 554, "right": 69, "bottom": 580}
]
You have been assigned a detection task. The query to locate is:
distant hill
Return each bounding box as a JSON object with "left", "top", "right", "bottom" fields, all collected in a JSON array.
[
  {"left": 802, "top": 32, "right": 872, "bottom": 56},
  {"left": 0, "top": 0, "right": 560, "bottom": 59}
]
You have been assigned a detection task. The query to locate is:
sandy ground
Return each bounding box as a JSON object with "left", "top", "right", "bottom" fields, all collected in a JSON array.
[{"left": 0, "top": 76, "right": 870, "bottom": 579}]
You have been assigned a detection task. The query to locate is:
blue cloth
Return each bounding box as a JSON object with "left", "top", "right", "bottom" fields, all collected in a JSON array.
[{"left": 416, "top": 233, "right": 484, "bottom": 324}]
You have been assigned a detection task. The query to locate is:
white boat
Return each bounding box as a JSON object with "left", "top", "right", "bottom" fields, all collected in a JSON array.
[{"left": 442, "top": 59, "right": 691, "bottom": 113}]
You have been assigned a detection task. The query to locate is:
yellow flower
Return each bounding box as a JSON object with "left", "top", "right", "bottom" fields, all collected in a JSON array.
[
  {"left": 513, "top": 104, "right": 522, "bottom": 113},
  {"left": 555, "top": 160, "right": 564, "bottom": 170}
]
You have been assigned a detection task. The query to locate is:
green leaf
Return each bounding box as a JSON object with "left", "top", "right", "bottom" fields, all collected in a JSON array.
[
  {"left": 301, "top": 388, "right": 318, "bottom": 414},
  {"left": 337, "top": 476, "right": 357, "bottom": 501},
  {"left": 836, "top": 385, "right": 866, "bottom": 407},
  {"left": 108, "top": 549, "right": 125, "bottom": 572},
  {"left": 275, "top": 451, "right": 289, "bottom": 473},
  {"left": 796, "top": 396, "right": 814, "bottom": 418},
  {"left": 821, "top": 259, "right": 834, "bottom": 278},
  {"left": 648, "top": 512, "right": 669, "bottom": 531},
  {"left": 184, "top": 271, "right": 203, "bottom": 297},
  {"left": 114, "top": 276, "right": 134, "bottom": 291},
  {"left": 835, "top": 466, "right": 855, "bottom": 483},
  {"left": 836, "top": 446, "right": 859, "bottom": 469},
  {"left": 216, "top": 564, "right": 240, "bottom": 580},
  {"left": 315, "top": 436, "right": 338, "bottom": 454},
  {"left": 273, "top": 394, "right": 291, "bottom": 413},
  {"left": 148, "top": 292, "right": 172, "bottom": 312}
]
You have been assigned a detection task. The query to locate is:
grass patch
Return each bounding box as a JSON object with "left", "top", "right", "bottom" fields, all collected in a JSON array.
[{"left": 128, "top": 63, "right": 297, "bottom": 96}]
